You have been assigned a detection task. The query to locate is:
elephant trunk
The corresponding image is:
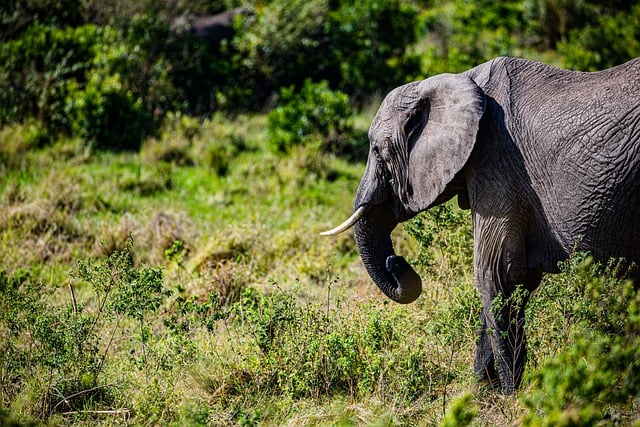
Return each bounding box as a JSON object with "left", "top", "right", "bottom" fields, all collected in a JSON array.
[{"left": 354, "top": 205, "right": 422, "bottom": 304}]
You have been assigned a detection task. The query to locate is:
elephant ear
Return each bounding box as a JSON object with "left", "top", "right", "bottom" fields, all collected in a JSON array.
[{"left": 390, "top": 74, "right": 485, "bottom": 213}]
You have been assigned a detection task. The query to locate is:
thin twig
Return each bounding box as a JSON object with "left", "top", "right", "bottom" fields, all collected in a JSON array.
[
  {"left": 68, "top": 279, "right": 78, "bottom": 316},
  {"left": 52, "top": 383, "right": 115, "bottom": 412},
  {"left": 139, "top": 318, "right": 148, "bottom": 371},
  {"left": 61, "top": 409, "right": 131, "bottom": 418},
  {"left": 96, "top": 312, "right": 124, "bottom": 374}
]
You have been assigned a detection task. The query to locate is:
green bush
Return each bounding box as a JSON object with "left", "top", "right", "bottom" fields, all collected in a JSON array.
[
  {"left": 522, "top": 255, "right": 640, "bottom": 425},
  {"left": 231, "top": 0, "right": 420, "bottom": 108},
  {"left": 65, "top": 74, "right": 150, "bottom": 151},
  {"left": 267, "top": 80, "right": 358, "bottom": 155},
  {"left": 0, "top": 238, "right": 168, "bottom": 419},
  {"left": 325, "top": 0, "right": 421, "bottom": 96},
  {"left": 0, "top": 23, "right": 162, "bottom": 150},
  {"left": 230, "top": 288, "right": 432, "bottom": 401},
  {"left": 404, "top": 199, "right": 474, "bottom": 280},
  {"left": 420, "top": 0, "right": 524, "bottom": 75},
  {"left": 0, "top": 23, "right": 99, "bottom": 128},
  {"left": 559, "top": 3, "right": 640, "bottom": 71},
  {"left": 0, "top": 0, "right": 89, "bottom": 42}
]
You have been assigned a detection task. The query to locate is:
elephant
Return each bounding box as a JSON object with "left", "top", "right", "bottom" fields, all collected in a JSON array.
[
  {"left": 172, "top": 8, "right": 253, "bottom": 51},
  {"left": 321, "top": 56, "right": 640, "bottom": 393}
]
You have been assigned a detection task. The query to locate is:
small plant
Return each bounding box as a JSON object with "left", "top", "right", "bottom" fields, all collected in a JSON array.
[{"left": 0, "top": 237, "right": 168, "bottom": 420}]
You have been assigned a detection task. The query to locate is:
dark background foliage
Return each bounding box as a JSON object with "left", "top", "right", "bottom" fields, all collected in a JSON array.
[{"left": 1, "top": 0, "right": 639, "bottom": 150}]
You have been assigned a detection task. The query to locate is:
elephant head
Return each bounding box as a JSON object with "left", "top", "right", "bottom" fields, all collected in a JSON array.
[{"left": 322, "top": 73, "right": 485, "bottom": 303}]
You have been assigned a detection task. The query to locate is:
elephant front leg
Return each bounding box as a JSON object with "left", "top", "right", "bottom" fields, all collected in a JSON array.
[
  {"left": 474, "top": 309, "right": 499, "bottom": 386},
  {"left": 472, "top": 221, "right": 538, "bottom": 392},
  {"left": 476, "top": 287, "right": 528, "bottom": 393}
]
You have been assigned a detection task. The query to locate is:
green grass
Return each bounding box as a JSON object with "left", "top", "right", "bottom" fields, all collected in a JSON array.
[{"left": 1, "top": 113, "right": 639, "bottom": 426}]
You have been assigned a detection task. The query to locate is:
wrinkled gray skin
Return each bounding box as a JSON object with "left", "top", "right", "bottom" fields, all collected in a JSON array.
[{"left": 331, "top": 57, "right": 640, "bottom": 393}]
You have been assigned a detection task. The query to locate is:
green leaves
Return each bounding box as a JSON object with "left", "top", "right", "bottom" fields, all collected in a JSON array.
[
  {"left": 76, "top": 237, "right": 166, "bottom": 321},
  {"left": 267, "top": 80, "right": 356, "bottom": 155},
  {"left": 0, "top": 237, "right": 171, "bottom": 417},
  {"left": 521, "top": 255, "right": 640, "bottom": 425},
  {"left": 0, "top": 24, "right": 156, "bottom": 150},
  {"left": 559, "top": 3, "right": 640, "bottom": 70}
]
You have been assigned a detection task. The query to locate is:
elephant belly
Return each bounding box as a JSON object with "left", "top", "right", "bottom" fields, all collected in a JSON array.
[{"left": 545, "top": 175, "right": 640, "bottom": 265}]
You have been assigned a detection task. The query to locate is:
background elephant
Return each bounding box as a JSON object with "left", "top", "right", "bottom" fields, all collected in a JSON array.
[
  {"left": 323, "top": 56, "right": 640, "bottom": 393},
  {"left": 172, "top": 8, "right": 253, "bottom": 51}
]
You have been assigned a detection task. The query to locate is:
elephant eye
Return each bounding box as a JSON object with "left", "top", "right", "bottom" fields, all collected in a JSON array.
[{"left": 372, "top": 145, "right": 384, "bottom": 161}]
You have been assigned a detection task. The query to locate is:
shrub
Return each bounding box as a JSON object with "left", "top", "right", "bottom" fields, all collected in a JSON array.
[
  {"left": 65, "top": 73, "right": 150, "bottom": 151},
  {"left": 0, "top": 238, "right": 168, "bottom": 419},
  {"left": 0, "top": 19, "right": 183, "bottom": 150},
  {"left": 558, "top": 3, "right": 640, "bottom": 71},
  {"left": 232, "top": 289, "right": 399, "bottom": 399},
  {"left": 0, "top": 24, "right": 156, "bottom": 150},
  {"left": 522, "top": 255, "right": 640, "bottom": 425},
  {"left": 404, "top": 199, "right": 474, "bottom": 281},
  {"left": 0, "top": 0, "right": 89, "bottom": 42},
  {"left": 267, "top": 80, "right": 357, "bottom": 155},
  {"left": 326, "top": 0, "right": 421, "bottom": 96},
  {"left": 0, "top": 23, "right": 100, "bottom": 128},
  {"left": 419, "top": 0, "right": 524, "bottom": 75},
  {"left": 195, "top": 282, "right": 470, "bottom": 418},
  {"left": 230, "top": 0, "right": 420, "bottom": 108}
]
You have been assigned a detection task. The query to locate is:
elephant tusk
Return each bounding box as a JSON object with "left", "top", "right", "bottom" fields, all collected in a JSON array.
[{"left": 320, "top": 206, "right": 368, "bottom": 236}]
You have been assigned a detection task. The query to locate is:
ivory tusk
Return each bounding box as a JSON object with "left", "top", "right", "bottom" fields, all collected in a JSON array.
[{"left": 320, "top": 206, "right": 368, "bottom": 236}]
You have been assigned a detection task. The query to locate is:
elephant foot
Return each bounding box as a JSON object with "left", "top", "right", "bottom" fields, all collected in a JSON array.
[{"left": 474, "top": 349, "right": 501, "bottom": 389}]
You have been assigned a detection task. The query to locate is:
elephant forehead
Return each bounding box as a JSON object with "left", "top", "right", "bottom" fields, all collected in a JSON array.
[
  {"left": 369, "top": 115, "right": 388, "bottom": 137},
  {"left": 386, "top": 84, "right": 421, "bottom": 111},
  {"left": 370, "top": 96, "right": 420, "bottom": 140}
]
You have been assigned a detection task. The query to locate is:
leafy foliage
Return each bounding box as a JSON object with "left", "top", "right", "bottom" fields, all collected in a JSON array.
[
  {"left": 0, "top": 24, "right": 162, "bottom": 150},
  {"left": 521, "top": 255, "right": 640, "bottom": 425},
  {"left": 404, "top": 199, "right": 474, "bottom": 280},
  {"left": 0, "top": 238, "right": 167, "bottom": 418},
  {"left": 2, "top": 0, "right": 639, "bottom": 150},
  {"left": 231, "top": 0, "right": 420, "bottom": 106},
  {"left": 559, "top": 3, "right": 640, "bottom": 70},
  {"left": 0, "top": 0, "right": 89, "bottom": 41},
  {"left": 267, "top": 80, "right": 358, "bottom": 156},
  {"left": 207, "top": 285, "right": 465, "bottom": 408}
]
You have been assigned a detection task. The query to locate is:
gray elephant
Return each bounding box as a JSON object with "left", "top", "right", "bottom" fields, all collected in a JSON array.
[
  {"left": 173, "top": 8, "right": 253, "bottom": 51},
  {"left": 322, "top": 57, "right": 640, "bottom": 393}
]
